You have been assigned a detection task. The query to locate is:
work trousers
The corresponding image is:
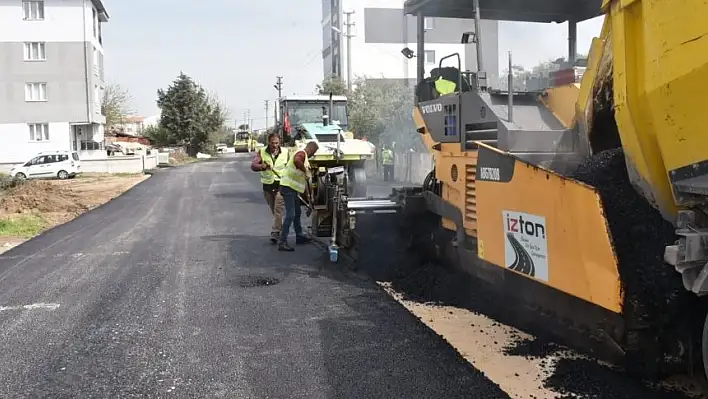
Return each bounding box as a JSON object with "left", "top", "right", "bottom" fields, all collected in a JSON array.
[
  {"left": 383, "top": 164, "right": 394, "bottom": 182},
  {"left": 263, "top": 188, "right": 284, "bottom": 236},
  {"left": 279, "top": 185, "right": 304, "bottom": 244}
]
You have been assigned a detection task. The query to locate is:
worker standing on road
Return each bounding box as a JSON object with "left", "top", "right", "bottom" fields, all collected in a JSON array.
[
  {"left": 382, "top": 146, "right": 394, "bottom": 182},
  {"left": 277, "top": 141, "right": 319, "bottom": 252},
  {"left": 251, "top": 133, "right": 289, "bottom": 244}
]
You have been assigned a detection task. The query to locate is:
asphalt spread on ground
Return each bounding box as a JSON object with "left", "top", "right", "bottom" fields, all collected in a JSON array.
[{"left": 0, "top": 154, "right": 508, "bottom": 398}]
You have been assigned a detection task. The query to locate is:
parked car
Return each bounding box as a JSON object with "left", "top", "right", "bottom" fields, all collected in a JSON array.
[{"left": 9, "top": 151, "right": 82, "bottom": 180}]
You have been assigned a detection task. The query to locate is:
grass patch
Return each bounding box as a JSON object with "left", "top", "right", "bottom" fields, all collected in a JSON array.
[{"left": 0, "top": 214, "right": 47, "bottom": 238}]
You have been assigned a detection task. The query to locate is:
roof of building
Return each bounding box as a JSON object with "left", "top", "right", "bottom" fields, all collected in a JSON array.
[
  {"left": 403, "top": 0, "right": 602, "bottom": 23},
  {"left": 280, "top": 95, "right": 348, "bottom": 102},
  {"left": 92, "top": 0, "right": 109, "bottom": 21},
  {"left": 122, "top": 115, "right": 145, "bottom": 123}
]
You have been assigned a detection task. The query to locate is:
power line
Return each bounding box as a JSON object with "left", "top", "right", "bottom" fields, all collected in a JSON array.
[
  {"left": 273, "top": 77, "right": 283, "bottom": 124},
  {"left": 264, "top": 100, "right": 269, "bottom": 129}
]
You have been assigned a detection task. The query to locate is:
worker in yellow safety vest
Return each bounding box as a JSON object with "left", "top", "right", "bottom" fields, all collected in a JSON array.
[
  {"left": 251, "top": 133, "right": 289, "bottom": 243},
  {"left": 382, "top": 146, "right": 394, "bottom": 182},
  {"left": 277, "top": 141, "right": 320, "bottom": 251}
]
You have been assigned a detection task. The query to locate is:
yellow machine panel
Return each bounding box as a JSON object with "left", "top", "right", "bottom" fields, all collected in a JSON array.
[
  {"left": 413, "top": 106, "right": 480, "bottom": 237},
  {"left": 539, "top": 83, "right": 580, "bottom": 129},
  {"left": 600, "top": 0, "right": 708, "bottom": 216},
  {"left": 474, "top": 143, "right": 622, "bottom": 313}
]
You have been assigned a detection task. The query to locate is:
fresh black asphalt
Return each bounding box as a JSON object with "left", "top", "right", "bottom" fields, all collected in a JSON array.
[{"left": 0, "top": 154, "right": 509, "bottom": 398}]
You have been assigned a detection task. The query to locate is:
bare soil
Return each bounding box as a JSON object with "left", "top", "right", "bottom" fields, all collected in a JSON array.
[{"left": 0, "top": 174, "right": 148, "bottom": 252}]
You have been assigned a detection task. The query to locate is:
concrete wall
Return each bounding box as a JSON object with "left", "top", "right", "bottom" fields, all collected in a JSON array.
[
  {"left": 0, "top": 154, "right": 158, "bottom": 174},
  {"left": 80, "top": 154, "right": 157, "bottom": 173}
]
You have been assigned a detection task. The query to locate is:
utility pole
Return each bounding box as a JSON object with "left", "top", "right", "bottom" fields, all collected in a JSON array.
[
  {"left": 264, "top": 100, "right": 269, "bottom": 129},
  {"left": 246, "top": 109, "right": 251, "bottom": 130},
  {"left": 343, "top": 10, "right": 355, "bottom": 92},
  {"left": 273, "top": 76, "right": 283, "bottom": 124}
]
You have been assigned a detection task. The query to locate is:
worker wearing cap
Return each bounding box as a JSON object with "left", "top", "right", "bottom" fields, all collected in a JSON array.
[
  {"left": 382, "top": 146, "right": 394, "bottom": 182},
  {"left": 251, "top": 133, "right": 289, "bottom": 243},
  {"left": 278, "top": 141, "right": 319, "bottom": 251}
]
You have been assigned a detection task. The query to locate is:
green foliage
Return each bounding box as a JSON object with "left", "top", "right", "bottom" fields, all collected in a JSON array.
[
  {"left": 318, "top": 76, "right": 414, "bottom": 147},
  {"left": 143, "top": 125, "right": 175, "bottom": 147},
  {"left": 216, "top": 126, "right": 236, "bottom": 146},
  {"left": 316, "top": 76, "right": 347, "bottom": 96},
  {"left": 156, "top": 72, "right": 226, "bottom": 156}
]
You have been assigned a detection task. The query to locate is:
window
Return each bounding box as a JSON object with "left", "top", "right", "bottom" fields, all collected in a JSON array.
[
  {"left": 25, "top": 82, "right": 47, "bottom": 101},
  {"left": 94, "top": 85, "right": 100, "bottom": 113},
  {"left": 92, "top": 8, "right": 97, "bottom": 38},
  {"left": 98, "top": 21, "right": 103, "bottom": 44},
  {"left": 22, "top": 1, "right": 44, "bottom": 20},
  {"left": 81, "top": 141, "right": 102, "bottom": 151},
  {"left": 424, "top": 17, "right": 434, "bottom": 30},
  {"left": 28, "top": 123, "right": 49, "bottom": 141},
  {"left": 23, "top": 42, "right": 45, "bottom": 61},
  {"left": 424, "top": 50, "right": 436, "bottom": 65},
  {"left": 92, "top": 47, "right": 98, "bottom": 74}
]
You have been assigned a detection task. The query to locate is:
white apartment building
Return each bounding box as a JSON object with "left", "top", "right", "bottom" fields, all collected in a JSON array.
[
  {"left": 322, "top": 0, "right": 499, "bottom": 87},
  {"left": 0, "top": 0, "right": 109, "bottom": 168}
]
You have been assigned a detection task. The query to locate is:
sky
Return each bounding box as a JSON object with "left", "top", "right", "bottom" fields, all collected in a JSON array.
[{"left": 103, "top": 1, "right": 604, "bottom": 130}]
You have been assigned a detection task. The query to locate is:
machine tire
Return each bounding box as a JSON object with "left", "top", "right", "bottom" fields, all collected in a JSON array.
[
  {"left": 348, "top": 164, "right": 367, "bottom": 198},
  {"left": 57, "top": 170, "right": 69, "bottom": 180},
  {"left": 14, "top": 172, "right": 26, "bottom": 181}
]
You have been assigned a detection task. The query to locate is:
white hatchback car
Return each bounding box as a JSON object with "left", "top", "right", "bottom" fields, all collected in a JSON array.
[{"left": 9, "top": 151, "right": 82, "bottom": 180}]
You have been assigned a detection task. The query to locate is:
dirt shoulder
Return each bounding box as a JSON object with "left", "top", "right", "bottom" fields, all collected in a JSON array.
[{"left": 0, "top": 174, "right": 148, "bottom": 253}]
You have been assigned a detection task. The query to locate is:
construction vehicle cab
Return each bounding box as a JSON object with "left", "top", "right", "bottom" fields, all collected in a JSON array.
[
  {"left": 273, "top": 94, "right": 387, "bottom": 262},
  {"left": 276, "top": 94, "right": 373, "bottom": 197},
  {"left": 234, "top": 130, "right": 255, "bottom": 152}
]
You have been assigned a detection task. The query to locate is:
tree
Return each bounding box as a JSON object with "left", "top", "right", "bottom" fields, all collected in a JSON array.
[
  {"left": 143, "top": 125, "right": 174, "bottom": 147},
  {"left": 316, "top": 76, "right": 347, "bottom": 96},
  {"left": 156, "top": 72, "right": 226, "bottom": 156},
  {"left": 237, "top": 124, "right": 249, "bottom": 131},
  {"left": 102, "top": 83, "right": 134, "bottom": 128},
  {"left": 347, "top": 76, "right": 414, "bottom": 147},
  {"left": 313, "top": 75, "right": 417, "bottom": 149}
]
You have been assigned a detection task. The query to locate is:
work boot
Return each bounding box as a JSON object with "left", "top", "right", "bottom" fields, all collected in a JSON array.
[
  {"left": 270, "top": 232, "right": 279, "bottom": 244},
  {"left": 295, "top": 235, "right": 312, "bottom": 245},
  {"left": 278, "top": 242, "right": 294, "bottom": 252}
]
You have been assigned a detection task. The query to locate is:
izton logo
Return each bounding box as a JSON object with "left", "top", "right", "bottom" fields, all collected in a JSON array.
[
  {"left": 505, "top": 213, "right": 545, "bottom": 239},
  {"left": 503, "top": 211, "right": 549, "bottom": 281}
]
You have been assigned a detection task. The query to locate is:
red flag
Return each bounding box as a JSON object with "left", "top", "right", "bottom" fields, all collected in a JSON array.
[{"left": 284, "top": 112, "right": 291, "bottom": 134}]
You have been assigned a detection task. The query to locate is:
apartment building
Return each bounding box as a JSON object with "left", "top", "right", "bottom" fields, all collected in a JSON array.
[
  {"left": 322, "top": 0, "right": 499, "bottom": 87},
  {"left": 0, "top": 0, "right": 109, "bottom": 166}
]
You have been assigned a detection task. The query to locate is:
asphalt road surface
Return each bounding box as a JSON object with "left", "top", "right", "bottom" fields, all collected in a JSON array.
[
  {"left": 506, "top": 233, "right": 535, "bottom": 276},
  {"left": 0, "top": 153, "right": 509, "bottom": 398}
]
